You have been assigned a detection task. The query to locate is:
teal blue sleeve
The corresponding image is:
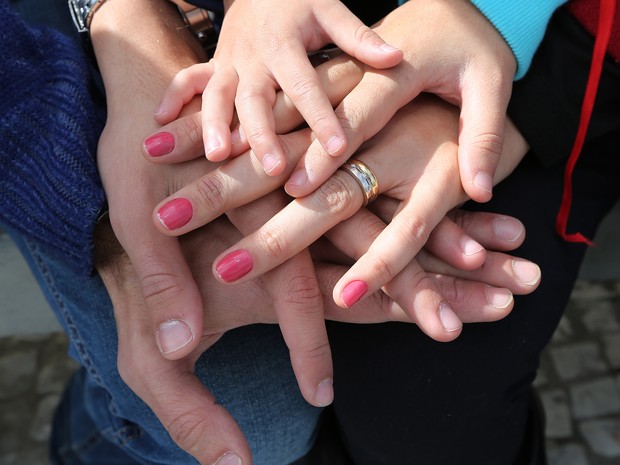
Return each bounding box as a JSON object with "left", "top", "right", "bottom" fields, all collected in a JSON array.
[{"left": 469, "top": 0, "right": 568, "bottom": 79}]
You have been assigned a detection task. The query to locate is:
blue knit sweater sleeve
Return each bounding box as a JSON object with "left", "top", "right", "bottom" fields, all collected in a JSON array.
[
  {"left": 0, "top": 1, "right": 106, "bottom": 275},
  {"left": 469, "top": 0, "right": 568, "bottom": 79}
]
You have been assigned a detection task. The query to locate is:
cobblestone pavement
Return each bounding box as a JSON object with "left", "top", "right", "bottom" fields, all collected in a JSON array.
[{"left": 2, "top": 281, "right": 620, "bottom": 465}]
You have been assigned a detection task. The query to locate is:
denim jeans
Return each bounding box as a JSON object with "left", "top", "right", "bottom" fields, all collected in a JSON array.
[
  {"left": 6, "top": 2, "right": 321, "bottom": 463},
  {"left": 9, "top": 231, "right": 321, "bottom": 464}
]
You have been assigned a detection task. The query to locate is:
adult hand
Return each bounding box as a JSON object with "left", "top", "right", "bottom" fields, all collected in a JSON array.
[
  {"left": 91, "top": 0, "right": 210, "bottom": 361},
  {"left": 148, "top": 93, "right": 531, "bottom": 314},
  {"left": 281, "top": 0, "right": 517, "bottom": 203},
  {"left": 95, "top": 207, "right": 536, "bottom": 463}
]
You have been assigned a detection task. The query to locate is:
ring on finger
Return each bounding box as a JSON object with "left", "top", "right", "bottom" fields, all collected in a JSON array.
[{"left": 339, "top": 159, "right": 379, "bottom": 207}]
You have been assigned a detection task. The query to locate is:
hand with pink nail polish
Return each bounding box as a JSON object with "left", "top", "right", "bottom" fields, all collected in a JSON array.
[{"left": 153, "top": 0, "right": 402, "bottom": 176}]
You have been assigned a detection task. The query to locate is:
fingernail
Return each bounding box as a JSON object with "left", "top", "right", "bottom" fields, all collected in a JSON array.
[
  {"left": 485, "top": 286, "right": 513, "bottom": 310},
  {"left": 144, "top": 132, "right": 175, "bottom": 157},
  {"left": 492, "top": 217, "right": 524, "bottom": 243},
  {"left": 287, "top": 169, "right": 308, "bottom": 188},
  {"left": 157, "top": 198, "right": 193, "bottom": 230},
  {"left": 511, "top": 260, "right": 541, "bottom": 286},
  {"left": 472, "top": 171, "right": 493, "bottom": 194},
  {"left": 341, "top": 280, "right": 368, "bottom": 308},
  {"left": 156, "top": 320, "right": 194, "bottom": 355},
  {"left": 262, "top": 153, "right": 281, "bottom": 174},
  {"left": 213, "top": 452, "right": 242, "bottom": 465},
  {"left": 439, "top": 303, "right": 462, "bottom": 332},
  {"left": 326, "top": 134, "right": 344, "bottom": 156},
  {"left": 379, "top": 42, "right": 399, "bottom": 54},
  {"left": 205, "top": 136, "right": 223, "bottom": 159},
  {"left": 461, "top": 237, "right": 484, "bottom": 256},
  {"left": 216, "top": 249, "right": 253, "bottom": 282},
  {"left": 315, "top": 378, "right": 334, "bottom": 407},
  {"left": 154, "top": 103, "right": 166, "bottom": 117}
]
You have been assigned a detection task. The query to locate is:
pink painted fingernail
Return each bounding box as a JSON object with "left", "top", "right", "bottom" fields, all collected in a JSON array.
[
  {"left": 326, "top": 134, "right": 344, "bottom": 155},
  {"left": 157, "top": 198, "right": 193, "bottom": 230},
  {"left": 156, "top": 320, "right": 194, "bottom": 355},
  {"left": 144, "top": 132, "right": 175, "bottom": 157},
  {"left": 341, "top": 280, "right": 368, "bottom": 308},
  {"left": 216, "top": 250, "right": 253, "bottom": 282}
]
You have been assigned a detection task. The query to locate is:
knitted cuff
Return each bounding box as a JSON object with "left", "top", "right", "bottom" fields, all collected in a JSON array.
[
  {"left": 469, "top": 0, "right": 568, "bottom": 79},
  {"left": 0, "top": 2, "right": 106, "bottom": 275}
]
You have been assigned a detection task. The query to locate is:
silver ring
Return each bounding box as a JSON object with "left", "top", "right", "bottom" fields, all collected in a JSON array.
[{"left": 339, "top": 159, "right": 379, "bottom": 207}]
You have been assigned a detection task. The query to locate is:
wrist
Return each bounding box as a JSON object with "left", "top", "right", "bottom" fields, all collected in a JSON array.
[{"left": 90, "top": 0, "right": 206, "bottom": 111}]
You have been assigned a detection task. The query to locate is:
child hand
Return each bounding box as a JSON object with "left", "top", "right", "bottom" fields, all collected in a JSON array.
[{"left": 154, "top": 0, "right": 402, "bottom": 175}]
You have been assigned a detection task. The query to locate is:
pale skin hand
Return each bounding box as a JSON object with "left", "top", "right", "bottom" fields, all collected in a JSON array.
[
  {"left": 152, "top": 0, "right": 402, "bottom": 175},
  {"left": 280, "top": 0, "right": 517, "bottom": 203},
  {"left": 96, "top": 208, "right": 536, "bottom": 464},
  {"left": 205, "top": 95, "right": 535, "bottom": 315},
  {"left": 92, "top": 0, "right": 337, "bottom": 409},
  {"left": 91, "top": 0, "right": 210, "bottom": 362},
  {"left": 148, "top": 92, "right": 532, "bottom": 314}
]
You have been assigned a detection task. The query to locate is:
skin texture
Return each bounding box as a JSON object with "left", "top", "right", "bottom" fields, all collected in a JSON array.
[
  {"left": 154, "top": 0, "right": 402, "bottom": 174},
  {"left": 89, "top": 1, "right": 535, "bottom": 462}
]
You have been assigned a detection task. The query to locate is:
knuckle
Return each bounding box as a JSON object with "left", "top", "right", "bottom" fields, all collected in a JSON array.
[
  {"left": 438, "top": 275, "right": 466, "bottom": 306},
  {"left": 140, "top": 267, "right": 185, "bottom": 309},
  {"left": 180, "top": 116, "right": 203, "bottom": 148},
  {"left": 354, "top": 24, "right": 378, "bottom": 45},
  {"left": 367, "top": 254, "right": 398, "bottom": 283},
  {"left": 279, "top": 273, "right": 323, "bottom": 311},
  {"left": 167, "top": 410, "right": 210, "bottom": 454},
  {"left": 255, "top": 227, "right": 288, "bottom": 261},
  {"left": 312, "top": 175, "right": 359, "bottom": 218},
  {"left": 287, "top": 75, "right": 316, "bottom": 103},
  {"left": 400, "top": 214, "right": 431, "bottom": 249},
  {"left": 195, "top": 174, "right": 226, "bottom": 212},
  {"left": 470, "top": 131, "right": 503, "bottom": 158}
]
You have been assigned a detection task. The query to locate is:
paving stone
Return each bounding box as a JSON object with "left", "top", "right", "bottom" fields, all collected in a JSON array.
[
  {"left": 0, "top": 349, "right": 36, "bottom": 399},
  {"left": 603, "top": 333, "right": 620, "bottom": 369},
  {"left": 541, "top": 389, "right": 573, "bottom": 438},
  {"left": 582, "top": 303, "right": 620, "bottom": 334},
  {"left": 571, "top": 281, "right": 616, "bottom": 301},
  {"left": 29, "top": 393, "right": 61, "bottom": 442},
  {"left": 551, "top": 316, "right": 574, "bottom": 344},
  {"left": 579, "top": 418, "right": 620, "bottom": 458},
  {"left": 547, "top": 443, "right": 590, "bottom": 465},
  {"left": 550, "top": 343, "right": 608, "bottom": 381},
  {"left": 571, "top": 377, "right": 620, "bottom": 419},
  {"left": 36, "top": 356, "right": 77, "bottom": 395},
  {"left": 0, "top": 453, "right": 18, "bottom": 465}
]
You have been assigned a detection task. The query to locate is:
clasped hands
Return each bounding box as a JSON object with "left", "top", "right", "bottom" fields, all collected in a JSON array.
[
  {"left": 93, "top": 1, "right": 538, "bottom": 463},
  {"left": 99, "top": 63, "right": 538, "bottom": 465}
]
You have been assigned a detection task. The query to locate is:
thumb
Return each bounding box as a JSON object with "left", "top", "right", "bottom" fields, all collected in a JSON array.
[
  {"left": 115, "top": 297, "right": 250, "bottom": 464},
  {"left": 127, "top": 231, "right": 205, "bottom": 360},
  {"left": 457, "top": 76, "right": 511, "bottom": 203}
]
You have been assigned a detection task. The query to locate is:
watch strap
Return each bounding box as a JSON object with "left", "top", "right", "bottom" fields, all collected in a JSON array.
[
  {"left": 69, "top": 0, "right": 108, "bottom": 33},
  {"left": 168, "top": 0, "right": 217, "bottom": 50}
]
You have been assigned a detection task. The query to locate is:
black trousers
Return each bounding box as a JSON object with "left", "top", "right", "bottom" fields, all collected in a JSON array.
[{"left": 327, "top": 9, "right": 620, "bottom": 465}]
